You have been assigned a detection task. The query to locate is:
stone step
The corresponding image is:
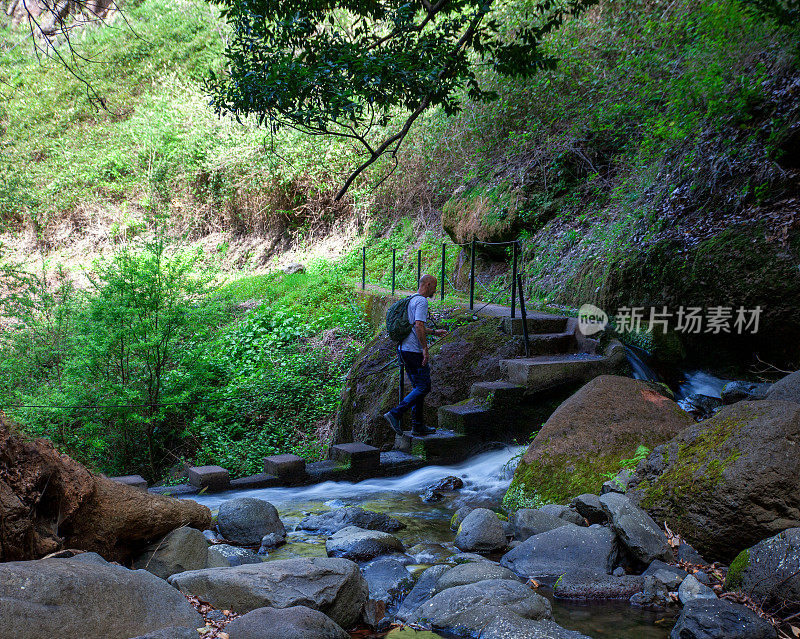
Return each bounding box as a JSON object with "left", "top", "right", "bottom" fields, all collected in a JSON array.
[
  {"left": 469, "top": 381, "right": 527, "bottom": 409},
  {"left": 526, "top": 331, "right": 578, "bottom": 355},
  {"left": 230, "top": 473, "right": 281, "bottom": 490},
  {"left": 394, "top": 429, "right": 472, "bottom": 464},
  {"left": 378, "top": 450, "right": 426, "bottom": 477},
  {"left": 306, "top": 459, "right": 350, "bottom": 483},
  {"left": 501, "top": 315, "right": 568, "bottom": 335},
  {"left": 109, "top": 475, "right": 148, "bottom": 490},
  {"left": 437, "top": 400, "right": 495, "bottom": 436},
  {"left": 501, "top": 353, "right": 607, "bottom": 391},
  {"left": 149, "top": 483, "right": 199, "bottom": 497}
]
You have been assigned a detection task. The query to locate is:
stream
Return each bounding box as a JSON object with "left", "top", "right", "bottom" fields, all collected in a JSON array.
[{"left": 190, "top": 447, "right": 676, "bottom": 638}]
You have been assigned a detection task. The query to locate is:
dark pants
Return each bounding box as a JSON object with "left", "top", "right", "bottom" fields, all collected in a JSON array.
[{"left": 389, "top": 350, "right": 432, "bottom": 430}]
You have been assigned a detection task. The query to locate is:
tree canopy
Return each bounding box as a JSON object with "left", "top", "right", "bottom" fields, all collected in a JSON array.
[{"left": 207, "top": 0, "right": 599, "bottom": 199}]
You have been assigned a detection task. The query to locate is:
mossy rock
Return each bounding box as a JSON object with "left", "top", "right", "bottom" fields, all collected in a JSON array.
[
  {"left": 503, "top": 375, "right": 694, "bottom": 510},
  {"left": 628, "top": 400, "right": 800, "bottom": 563}
]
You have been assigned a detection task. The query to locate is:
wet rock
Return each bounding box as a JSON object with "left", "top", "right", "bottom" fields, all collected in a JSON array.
[
  {"left": 207, "top": 544, "right": 263, "bottom": 567},
  {"left": 682, "top": 394, "right": 723, "bottom": 419},
  {"left": 450, "top": 552, "right": 493, "bottom": 564},
  {"left": 432, "top": 561, "right": 521, "bottom": 594},
  {"left": 538, "top": 504, "right": 587, "bottom": 526},
  {"left": 132, "top": 526, "right": 209, "bottom": 579},
  {"left": 0, "top": 557, "right": 202, "bottom": 639},
  {"left": 407, "top": 542, "right": 454, "bottom": 564},
  {"left": 259, "top": 532, "right": 285, "bottom": 553},
  {"left": 396, "top": 564, "right": 451, "bottom": 622},
  {"left": 643, "top": 560, "right": 688, "bottom": 583},
  {"left": 226, "top": 605, "right": 348, "bottom": 639},
  {"left": 599, "top": 493, "right": 672, "bottom": 565},
  {"left": 406, "top": 578, "right": 552, "bottom": 633},
  {"left": 765, "top": 370, "right": 800, "bottom": 403},
  {"left": 450, "top": 506, "right": 473, "bottom": 531},
  {"left": 654, "top": 569, "right": 686, "bottom": 591},
  {"left": 571, "top": 494, "right": 608, "bottom": 525},
  {"left": 670, "top": 598, "right": 776, "bottom": 639},
  {"left": 512, "top": 508, "right": 573, "bottom": 541},
  {"left": 299, "top": 506, "right": 405, "bottom": 535},
  {"left": 725, "top": 527, "right": 800, "bottom": 614},
  {"left": 428, "top": 475, "right": 465, "bottom": 491},
  {"left": 601, "top": 469, "right": 633, "bottom": 495},
  {"left": 361, "top": 558, "right": 414, "bottom": 604},
  {"left": 203, "top": 529, "right": 224, "bottom": 543},
  {"left": 326, "top": 526, "right": 405, "bottom": 561},
  {"left": 217, "top": 497, "right": 286, "bottom": 546},
  {"left": 678, "top": 574, "right": 716, "bottom": 605},
  {"left": 630, "top": 575, "right": 672, "bottom": 610},
  {"left": 168, "top": 557, "right": 368, "bottom": 628},
  {"left": 677, "top": 542, "right": 707, "bottom": 565},
  {"left": 455, "top": 508, "right": 507, "bottom": 553},
  {"left": 479, "top": 608, "right": 592, "bottom": 639},
  {"left": 628, "top": 401, "right": 800, "bottom": 562},
  {"left": 722, "top": 381, "right": 771, "bottom": 404},
  {"left": 129, "top": 628, "right": 199, "bottom": 639},
  {"left": 552, "top": 572, "right": 644, "bottom": 600},
  {"left": 421, "top": 488, "right": 444, "bottom": 503},
  {"left": 500, "top": 525, "right": 617, "bottom": 583}
]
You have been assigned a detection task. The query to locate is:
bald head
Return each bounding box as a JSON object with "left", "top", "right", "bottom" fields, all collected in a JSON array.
[{"left": 418, "top": 274, "right": 437, "bottom": 297}]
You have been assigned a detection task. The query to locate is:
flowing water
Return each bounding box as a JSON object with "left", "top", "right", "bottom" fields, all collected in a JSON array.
[{"left": 190, "top": 447, "right": 675, "bottom": 638}]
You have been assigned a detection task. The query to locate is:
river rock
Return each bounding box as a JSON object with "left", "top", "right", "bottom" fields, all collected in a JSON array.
[
  {"left": 361, "top": 557, "right": 414, "bottom": 604},
  {"left": 721, "top": 381, "right": 771, "bottom": 404},
  {"left": 725, "top": 527, "right": 800, "bottom": 614},
  {"left": 505, "top": 375, "right": 694, "bottom": 507},
  {"left": 299, "top": 506, "right": 405, "bottom": 534},
  {"left": 432, "top": 561, "right": 520, "bottom": 594},
  {"left": 129, "top": 629, "right": 199, "bottom": 639},
  {"left": 226, "top": 605, "right": 348, "bottom": 639},
  {"left": 552, "top": 572, "right": 644, "bottom": 599},
  {"left": 168, "top": 557, "right": 368, "bottom": 628},
  {"left": 670, "top": 598, "right": 776, "bottom": 639},
  {"left": 407, "top": 542, "right": 454, "bottom": 564},
  {"left": 512, "top": 508, "right": 574, "bottom": 541},
  {"left": 765, "top": 370, "right": 800, "bottom": 403},
  {"left": 678, "top": 574, "right": 716, "bottom": 605},
  {"left": 326, "top": 526, "right": 405, "bottom": 561},
  {"left": 630, "top": 575, "right": 672, "bottom": 610},
  {"left": 601, "top": 468, "right": 633, "bottom": 495},
  {"left": 421, "top": 488, "right": 443, "bottom": 503},
  {"left": 132, "top": 525, "right": 209, "bottom": 579},
  {"left": 406, "top": 578, "right": 552, "bottom": 633},
  {"left": 0, "top": 424, "right": 211, "bottom": 563},
  {"left": 428, "top": 476, "right": 464, "bottom": 491},
  {"left": 682, "top": 394, "right": 723, "bottom": 419},
  {"left": 599, "top": 493, "right": 672, "bottom": 566},
  {"left": 454, "top": 508, "right": 507, "bottom": 553},
  {"left": 500, "top": 525, "right": 617, "bottom": 583},
  {"left": 478, "top": 608, "right": 592, "bottom": 639},
  {"left": 450, "top": 551, "right": 494, "bottom": 564},
  {"left": 628, "top": 400, "right": 800, "bottom": 562},
  {"left": 643, "top": 560, "right": 687, "bottom": 589},
  {"left": 0, "top": 557, "right": 202, "bottom": 639},
  {"left": 571, "top": 494, "right": 608, "bottom": 525},
  {"left": 207, "top": 543, "right": 263, "bottom": 567},
  {"left": 450, "top": 506, "right": 473, "bottom": 531},
  {"left": 677, "top": 542, "right": 707, "bottom": 565},
  {"left": 538, "top": 503, "right": 587, "bottom": 526},
  {"left": 217, "top": 497, "right": 286, "bottom": 546},
  {"left": 396, "top": 564, "right": 452, "bottom": 622}
]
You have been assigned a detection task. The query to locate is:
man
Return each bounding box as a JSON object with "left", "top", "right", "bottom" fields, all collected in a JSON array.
[{"left": 384, "top": 274, "right": 448, "bottom": 436}]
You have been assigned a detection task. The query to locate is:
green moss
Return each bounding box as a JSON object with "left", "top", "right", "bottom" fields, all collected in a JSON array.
[{"left": 725, "top": 548, "right": 750, "bottom": 590}]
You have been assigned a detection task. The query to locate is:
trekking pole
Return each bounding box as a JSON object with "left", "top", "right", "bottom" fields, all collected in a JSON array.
[
  {"left": 469, "top": 239, "right": 476, "bottom": 311},
  {"left": 517, "top": 273, "right": 530, "bottom": 357},
  {"left": 511, "top": 241, "right": 518, "bottom": 319},
  {"left": 362, "top": 246, "right": 366, "bottom": 291},
  {"left": 392, "top": 249, "right": 396, "bottom": 296},
  {"left": 440, "top": 242, "right": 446, "bottom": 301}
]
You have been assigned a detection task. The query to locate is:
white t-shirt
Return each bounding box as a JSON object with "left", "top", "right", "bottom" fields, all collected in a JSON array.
[{"left": 401, "top": 295, "right": 429, "bottom": 353}]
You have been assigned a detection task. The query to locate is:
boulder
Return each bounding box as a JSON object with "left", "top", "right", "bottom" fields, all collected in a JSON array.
[
  {"left": 0, "top": 423, "right": 211, "bottom": 563},
  {"left": 599, "top": 493, "right": 672, "bottom": 566},
  {"left": 168, "top": 557, "right": 368, "bottom": 628},
  {"left": 299, "top": 506, "right": 405, "bottom": 534},
  {"left": 132, "top": 526, "right": 209, "bottom": 579},
  {"left": 478, "top": 608, "right": 591, "bottom": 639},
  {"left": 207, "top": 544, "right": 264, "bottom": 567},
  {"left": 450, "top": 506, "right": 473, "bottom": 531},
  {"left": 643, "top": 560, "right": 688, "bottom": 587},
  {"left": 217, "top": 497, "right": 286, "bottom": 546},
  {"left": 407, "top": 542, "right": 454, "bottom": 564},
  {"left": 677, "top": 574, "right": 716, "bottom": 605},
  {"left": 500, "top": 525, "right": 617, "bottom": 583},
  {"left": 552, "top": 572, "right": 644, "bottom": 599},
  {"left": 427, "top": 476, "right": 464, "bottom": 491},
  {"left": 454, "top": 508, "right": 507, "bottom": 553},
  {"left": 326, "top": 526, "right": 405, "bottom": 561},
  {"left": 129, "top": 630, "right": 199, "bottom": 639},
  {"left": 226, "top": 605, "right": 348, "bottom": 639},
  {"left": 682, "top": 394, "right": 723, "bottom": 419},
  {"left": 505, "top": 376, "right": 694, "bottom": 508},
  {"left": 432, "top": 561, "right": 520, "bottom": 594},
  {"left": 677, "top": 542, "right": 707, "bottom": 565},
  {"left": 725, "top": 527, "right": 800, "bottom": 614},
  {"left": 361, "top": 557, "right": 414, "bottom": 604},
  {"left": 538, "top": 503, "right": 586, "bottom": 526},
  {"left": 670, "top": 598, "right": 776, "bottom": 639},
  {"left": 0, "top": 557, "right": 202, "bottom": 639},
  {"left": 765, "top": 370, "right": 800, "bottom": 403},
  {"left": 406, "top": 578, "right": 552, "bottom": 633},
  {"left": 722, "top": 381, "right": 771, "bottom": 404},
  {"left": 628, "top": 401, "right": 800, "bottom": 562},
  {"left": 630, "top": 575, "right": 672, "bottom": 610},
  {"left": 571, "top": 494, "right": 608, "bottom": 525},
  {"left": 396, "top": 564, "right": 451, "bottom": 622},
  {"left": 512, "top": 508, "right": 574, "bottom": 541}
]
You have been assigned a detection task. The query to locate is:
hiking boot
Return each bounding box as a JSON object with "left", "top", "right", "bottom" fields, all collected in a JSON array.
[
  {"left": 411, "top": 426, "right": 436, "bottom": 436},
  {"left": 383, "top": 412, "right": 404, "bottom": 435}
]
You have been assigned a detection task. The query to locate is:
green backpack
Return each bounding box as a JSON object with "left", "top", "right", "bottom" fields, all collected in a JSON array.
[{"left": 386, "top": 294, "right": 422, "bottom": 343}]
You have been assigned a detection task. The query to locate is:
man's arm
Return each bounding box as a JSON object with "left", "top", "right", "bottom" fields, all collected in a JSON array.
[{"left": 415, "top": 321, "right": 448, "bottom": 366}]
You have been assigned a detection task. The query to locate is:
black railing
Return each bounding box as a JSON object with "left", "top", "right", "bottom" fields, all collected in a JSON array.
[{"left": 360, "top": 238, "right": 526, "bottom": 317}]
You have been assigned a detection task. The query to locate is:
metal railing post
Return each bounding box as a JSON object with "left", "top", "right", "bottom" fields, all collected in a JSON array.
[
  {"left": 361, "top": 246, "right": 366, "bottom": 290},
  {"left": 469, "top": 239, "right": 476, "bottom": 311},
  {"left": 440, "top": 242, "right": 446, "bottom": 301},
  {"left": 517, "top": 273, "right": 530, "bottom": 357},
  {"left": 511, "top": 241, "right": 518, "bottom": 318},
  {"left": 392, "top": 249, "right": 396, "bottom": 296},
  {"left": 417, "top": 249, "right": 421, "bottom": 286}
]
